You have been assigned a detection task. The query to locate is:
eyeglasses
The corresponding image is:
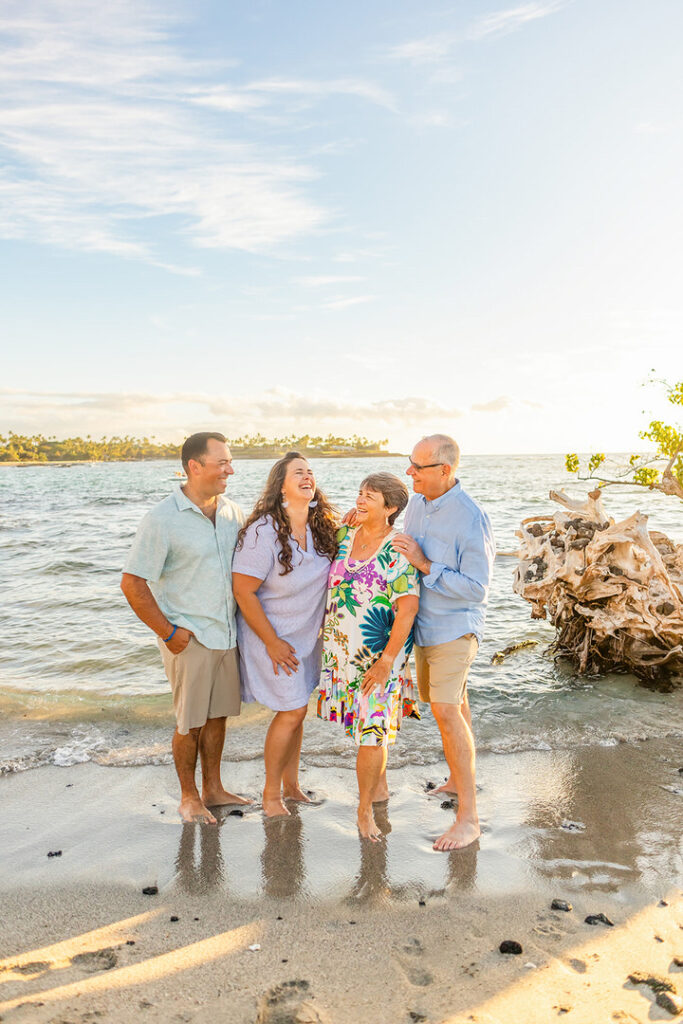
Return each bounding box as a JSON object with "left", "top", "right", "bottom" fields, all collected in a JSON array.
[{"left": 408, "top": 459, "right": 444, "bottom": 471}]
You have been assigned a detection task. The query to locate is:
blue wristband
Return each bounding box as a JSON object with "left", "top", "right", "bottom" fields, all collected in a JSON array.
[{"left": 163, "top": 625, "right": 178, "bottom": 643}]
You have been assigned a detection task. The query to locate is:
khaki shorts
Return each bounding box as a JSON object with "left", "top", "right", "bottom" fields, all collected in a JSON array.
[
  {"left": 414, "top": 634, "right": 479, "bottom": 706},
  {"left": 158, "top": 636, "right": 241, "bottom": 734}
]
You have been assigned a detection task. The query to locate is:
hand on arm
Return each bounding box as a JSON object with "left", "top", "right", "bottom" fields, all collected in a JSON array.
[
  {"left": 391, "top": 533, "right": 431, "bottom": 574},
  {"left": 232, "top": 572, "right": 299, "bottom": 676},
  {"left": 120, "top": 574, "right": 193, "bottom": 653},
  {"left": 361, "top": 594, "right": 419, "bottom": 695}
]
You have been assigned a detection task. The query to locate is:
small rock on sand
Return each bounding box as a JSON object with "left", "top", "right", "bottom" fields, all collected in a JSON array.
[
  {"left": 656, "top": 991, "right": 683, "bottom": 1016},
  {"left": 142, "top": 886, "right": 158, "bottom": 896},
  {"left": 585, "top": 913, "right": 614, "bottom": 926},
  {"left": 551, "top": 899, "right": 573, "bottom": 912},
  {"left": 499, "top": 941, "right": 523, "bottom": 955}
]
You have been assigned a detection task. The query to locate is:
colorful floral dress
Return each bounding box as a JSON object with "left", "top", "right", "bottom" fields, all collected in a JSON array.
[{"left": 317, "top": 525, "right": 421, "bottom": 747}]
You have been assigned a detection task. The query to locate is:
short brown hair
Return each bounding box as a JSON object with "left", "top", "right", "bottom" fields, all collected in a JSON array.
[
  {"left": 181, "top": 431, "right": 227, "bottom": 473},
  {"left": 360, "top": 472, "right": 409, "bottom": 526}
]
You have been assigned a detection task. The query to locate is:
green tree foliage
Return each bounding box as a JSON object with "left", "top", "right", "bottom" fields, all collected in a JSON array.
[
  {"left": 0, "top": 432, "right": 392, "bottom": 462},
  {"left": 566, "top": 379, "right": 683, "bottom": 499}
]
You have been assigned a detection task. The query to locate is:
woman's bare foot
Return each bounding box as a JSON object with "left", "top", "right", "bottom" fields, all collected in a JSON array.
[
  {"left": 433, "top": 777, "right": 458, "bottom": 796},
  {"left": 263, "top": 792, "right": 291, "bottom": 817},
  {"left": 282, "top": 785, "right": 312, "bottom": 803},
  {"left": 432, "top": 816, "right": 480, "bottom": 851},
  {"left": 357, "top": 806, "right": 382, "bottom": 841},
  {"left": 178, "top": 796, "right": 217, "bottom": 824}
]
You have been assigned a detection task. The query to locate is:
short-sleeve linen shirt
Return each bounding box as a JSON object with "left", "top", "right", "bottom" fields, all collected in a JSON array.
[{"left": 123, "top": 484, "right": 244, "bottom": 650}]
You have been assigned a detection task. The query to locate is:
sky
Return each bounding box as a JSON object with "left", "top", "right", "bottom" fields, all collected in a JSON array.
[{"left": 1, "top": 0, "right": 681, "bottom": 454}]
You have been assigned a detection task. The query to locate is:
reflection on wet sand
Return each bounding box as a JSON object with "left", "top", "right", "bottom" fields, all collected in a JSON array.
[
  {"left": 174, "top": 818, "right": 225, "bottom": 895},
  {"left": 261, "top": 804, "right": 306, "bottom": 898}
]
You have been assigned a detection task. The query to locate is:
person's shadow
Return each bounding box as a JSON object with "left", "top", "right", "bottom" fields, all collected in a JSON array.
[{"left": 261, "top": 803, "right": 306, "bottom": 898}]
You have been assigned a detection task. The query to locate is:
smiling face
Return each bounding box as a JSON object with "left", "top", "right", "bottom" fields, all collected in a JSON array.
[
  {"left": 188, "top": 438, "right": 234, "bottom": 496},
  {"left": 355, "top": 486, "right": 397, "bottom": 529},
  {"left": 281, "top": 457, "right": 316, "bottom": 507},
  {"left": 406, "top": 439, "right": 450, "bottom": 500}
]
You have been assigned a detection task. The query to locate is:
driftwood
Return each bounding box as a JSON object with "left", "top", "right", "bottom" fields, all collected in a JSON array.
[{"left": 513, "top": 489, "right": 683, "bottom": 690}]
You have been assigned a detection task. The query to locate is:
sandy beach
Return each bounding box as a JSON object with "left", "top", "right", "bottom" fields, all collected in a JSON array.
[{"left": 2, "top": 737, "right": 681, "bottom": 1023}]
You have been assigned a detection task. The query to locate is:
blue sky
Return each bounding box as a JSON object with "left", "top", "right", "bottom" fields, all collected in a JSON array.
[{"left": 1, "top": 0, "right": 681, "bottom": 453}]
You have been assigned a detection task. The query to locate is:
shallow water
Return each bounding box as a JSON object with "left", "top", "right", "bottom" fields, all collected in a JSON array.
[{"left": 0, "top": 455, "right": 681, "bottom": 772}]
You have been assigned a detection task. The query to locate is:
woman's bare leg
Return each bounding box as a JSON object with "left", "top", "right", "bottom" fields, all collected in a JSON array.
[
  {"left": 263, "top": 706, "right": 308, "bottom": 817},
  {"left": 356, "top": 744, "right": 388, "bottom": 841}
]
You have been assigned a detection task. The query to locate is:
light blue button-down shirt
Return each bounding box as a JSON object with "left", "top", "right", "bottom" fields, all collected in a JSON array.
[
  {"left": 123, "top": 485, "right": 244, "bottom": 650},
  {"left": 404, "top": 481, "right": 495, "bottom": 647}
]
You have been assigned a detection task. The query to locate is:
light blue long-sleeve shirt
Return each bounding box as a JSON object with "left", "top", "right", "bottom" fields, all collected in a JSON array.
[
  {"left": 403, "top": 481, "right": 495, "bottom": 647},
  {"left": 123, "top": 485, "right": 244, "bottom": 650}
]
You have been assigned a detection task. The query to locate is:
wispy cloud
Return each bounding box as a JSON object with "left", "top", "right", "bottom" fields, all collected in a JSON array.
[
  {"left": 467, "top": 2, "right": 566, "bottom": 40},
  {"left": 0, "top": 387, "right": 464, "bottom": 437},
  {"left": 295, "top": 275, "right": 366, "bottom": 287},
  {"left": 384, "top": 1, "right": 565, "bottom": 68},
  {"left": 0, "top": 1, "right": 393, "bottom": 270}
]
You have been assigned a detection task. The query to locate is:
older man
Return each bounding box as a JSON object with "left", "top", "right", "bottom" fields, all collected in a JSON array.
[
  {"left": 121, "top": 431, "right": 251, "bottom": 824},
  {"left": 393, "top": 434, "right": 495, "bottom": 851}
]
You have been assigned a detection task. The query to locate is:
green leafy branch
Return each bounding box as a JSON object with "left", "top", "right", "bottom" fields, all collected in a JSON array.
[{"left": 565, "top": 379, "right": 682, "bottom": 500}]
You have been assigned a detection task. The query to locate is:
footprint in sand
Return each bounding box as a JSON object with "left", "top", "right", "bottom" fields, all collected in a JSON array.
[
  {"left": 70, "top": 948, "right": 118, "bottom": 973},
  {"left": 7, "top": 960, "right": 51, "bottom": 976},
  {"left": 256, "top": 979, "right": 328, "bottom": 1024}
]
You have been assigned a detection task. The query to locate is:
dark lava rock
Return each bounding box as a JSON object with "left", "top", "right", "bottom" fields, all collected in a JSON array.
[
  {"left": 440, "top": 799, "right": 454, "bottom": 810},
  {"left": 425, "top": 781, "right": 436, "bottom": 791},
  {"left": 659, "top": 899, "right": 669, "bottom": 907},
  {"left": 499, "top": 940, "right": 523, "bottom": 955},
  {"left": 170, "top": 916, "right": 179, "bottom": 922},
  {"left": 418, "top": 900, "right": 426, "bottom": 907},
  {"left": 657, "top": 601, "right": 676, "bottom": 616},
  {"left": 47, "top": 850, "right": 62, "bottom": 858},
  {"left": 673, "top": 956, "right": 683, "bottom": 968},
  {"left": 656, "top": 991, "right": 683, "bottom": 1015},
  {"left": 126, "top": 940, "right": 136, "bottom": 946},
  {"left": 585, "top": 913, "right": 614, "bottom": 926},
  {"left": 229, "top": 808, "right": 244, "bottom": 817},
  {"left": 628, "top": 971, "right": 676, "bottom": 994},
  {"left": 551, "top": 899, "right": 573, "bottom": 912},
  {"left": 142, "top": 886, "right": 158, "bottom": 896},
  {"left": 276, "top": 915, "right": 283, "bottom": 920},
  {"left": 409, "top": 1013, "right": 427, "bottom": 1023}
]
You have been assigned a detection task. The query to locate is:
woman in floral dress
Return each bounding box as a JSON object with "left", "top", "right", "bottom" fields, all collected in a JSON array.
[{"left": 318, "top": 472, "right": 420, "bottom": 840}]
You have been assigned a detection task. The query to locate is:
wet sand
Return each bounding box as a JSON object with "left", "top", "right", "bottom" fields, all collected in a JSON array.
[{"left": 1, "top": 739, "right": 681, "bottom": 1023}]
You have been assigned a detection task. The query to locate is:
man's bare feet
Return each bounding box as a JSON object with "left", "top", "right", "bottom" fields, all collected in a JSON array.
[
  {"left": 202, "top": 787, "right": 253, "bottom": 808},
  {"left": 357, "top": 807, "right": 382, "bottom": 841},
  {"left": 178, "top": 796, "right": 217, "bottom": 824},
  {"left": 282, "top": 785, "right": 312, "bottom": 803},
  {"left": 433, "top": 778, "right": 458, "bottom": 795},
  {"left": 433, "top": 816, "right": 480, "bottom": 851},
  {"left": 263, "top": 792, "right": 291, "bottom": 817}
]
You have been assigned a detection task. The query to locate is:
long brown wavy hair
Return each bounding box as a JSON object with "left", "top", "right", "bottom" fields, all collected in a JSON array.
[{"left": 237, "top": 452, "right": 338, "bottom": 574}]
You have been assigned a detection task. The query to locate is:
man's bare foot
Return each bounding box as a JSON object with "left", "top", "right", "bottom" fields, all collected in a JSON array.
[
  {"left": 202, "top": 787, "right": 253, "bottom": 808},
  {"left": 371, "top": 779, "right": 390, "bottom": 802},
  {"left": 433, "top": 778, "right": 458, "bottom": 795},
  {"left": 433, "top": 817, "right": 480, "bottom": 851},
  {"left": 282, "top": 785, "right": 312, "bottom": 803},
  {"left": 263, "top": 793, "right": 291, "bottom": 817},
  {"left": 178, "top": 796, "right": 217, "bottom": 824},
  {"left": 357, "top": 807, "right": 382, "bottom": 841}
]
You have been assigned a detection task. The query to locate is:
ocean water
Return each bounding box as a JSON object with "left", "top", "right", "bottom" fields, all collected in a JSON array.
[{"left": 0, "top": 455, "right": 681, "bottom": 774}]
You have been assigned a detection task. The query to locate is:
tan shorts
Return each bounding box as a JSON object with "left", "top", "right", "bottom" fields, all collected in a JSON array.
[
  {"left": 414, "top": 634, "right": 479, "bottom": 706},
  {"left": 158, "top": 636, "right": 241, "bottom": 734}
]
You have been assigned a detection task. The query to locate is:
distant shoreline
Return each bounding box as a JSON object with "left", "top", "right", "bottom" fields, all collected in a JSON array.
[{"left": 0, "top": 450, "right": 405, "bottom": 467}]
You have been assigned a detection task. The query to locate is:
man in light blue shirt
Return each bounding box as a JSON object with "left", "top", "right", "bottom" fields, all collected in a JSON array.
[
  {"left": 121, "top": 432, "right": 251, "bottom": 824},
  {"left": 393, "top": 434, "right": 495, "bottom": 852}
]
